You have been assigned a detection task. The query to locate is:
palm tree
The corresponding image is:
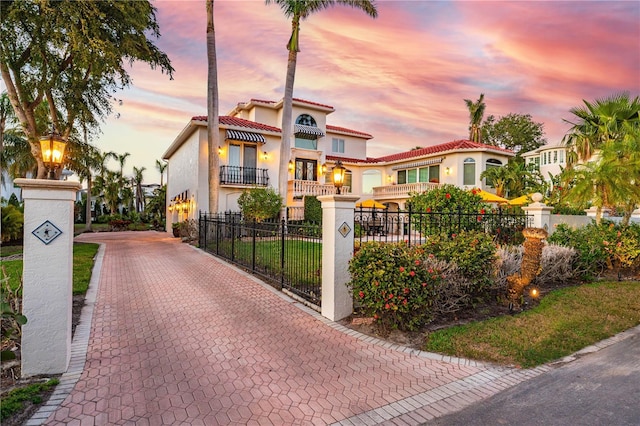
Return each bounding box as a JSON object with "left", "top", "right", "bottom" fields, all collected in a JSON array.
[
  {"left": 562, "top": 93, "right": 640, "bottom": 222},
  {"left": 562, "top": 153, "right": 639, "bottom": 225},
  {"left": 266, "top": 0, "right": 378, "bottom": 205},
  {"left": 64, "top": 129, "right": 102, "bottom": 231},
  {"left": 155, "top": 159, "right": 167, "bottom": 186},
  {"left": 479, "top": 165, "right": 509, "bottom": 198},
  {"left": 563, "top": 92, "right": 640, "bottom": 164},
  {"left": 116, "top": 152, "right": 130, "bottom": 177},
  {"left": 464, "top": 93, "right": 486, "bottom": 143},
  {"left": 132, "top": 166, "right": 146, "bottom": 213},
  {"left": 91, "top": 150, "right": 117, "bottom": 219},
  {"left": 206, "top": 0, "right": 220, "bottom": 213}
]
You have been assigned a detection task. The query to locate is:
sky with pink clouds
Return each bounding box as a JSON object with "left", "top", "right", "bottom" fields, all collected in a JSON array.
[{"left": 84, "top": 0, "right": 640, "bottom": 183}]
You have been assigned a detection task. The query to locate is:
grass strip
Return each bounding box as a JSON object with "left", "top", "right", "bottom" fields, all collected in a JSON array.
[
  {"left": 72, "top": 242, "right": 99, "bottom": 294},
  {"left": 0, "top": 378, "right": 60, "bottom": 422},
  {"left": 1, "top": 243, "right": 99, "bottom": 294},
  {"left": 424, "top": 281, "right": 640, "bottom": 368}
]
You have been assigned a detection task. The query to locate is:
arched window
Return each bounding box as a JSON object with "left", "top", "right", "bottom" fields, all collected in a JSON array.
[
  {"left": 484, "top": 159, "right": 502, "bottom": 187},
  {"left": 295, "top": 114, "right": 317, "bottom": 126},
  {"left": 463, "top": 158, "right": 475, "bottom": 186},
  {"left": 294, "top": 114, "right": 323, "bottom": 149}
]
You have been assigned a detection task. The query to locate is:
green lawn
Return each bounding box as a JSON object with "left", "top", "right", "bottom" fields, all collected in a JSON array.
[
  {"left": 1, "top": 243, "right": 99, "bottom": 294},
  {"left": 424, "top": 281, "right": 640, "bottom": 368},
  {"left": 210, "top": 238, "right": 322, "bottom": 288}
]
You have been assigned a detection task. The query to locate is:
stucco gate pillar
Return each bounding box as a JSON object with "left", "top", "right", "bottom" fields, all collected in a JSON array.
[
  {"left": 318, "top": 194, "right": 360, "bottom": 321},
  {"left": 15, "top": 178, "right": 81, "bottom": 377},
  {"left": 521, "top": 192, "right": 554, "bottom": 234}
]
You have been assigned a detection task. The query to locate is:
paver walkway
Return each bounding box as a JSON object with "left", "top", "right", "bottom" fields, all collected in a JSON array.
[{"left": 32, "top": 231, "right": 548, "bottom": 425}]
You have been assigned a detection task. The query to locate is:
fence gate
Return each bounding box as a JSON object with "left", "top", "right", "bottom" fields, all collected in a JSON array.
[{"left": 199, "top": 213, "right": 322, "bottom": 306}]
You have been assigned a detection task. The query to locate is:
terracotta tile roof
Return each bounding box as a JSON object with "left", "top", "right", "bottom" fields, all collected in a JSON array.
[
  {"left": 192, "top": 116, "right": 281, "bottom": 133},
  {"left": 326, "top": 125, "right": 373, "bottom": 139},
  {"left": 326, "top": 155, "right": 379, "bottom": 164},
  {"left": 374, "top": 140, "right": 514, "bottom": 162},
  {"left": 292, "top": 98, "right": 334, "bottom": 109}
]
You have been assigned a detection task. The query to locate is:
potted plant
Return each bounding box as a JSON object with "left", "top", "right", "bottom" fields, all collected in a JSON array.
[{"left": 171, "top": 221, "right": 180, "bottom": 237}]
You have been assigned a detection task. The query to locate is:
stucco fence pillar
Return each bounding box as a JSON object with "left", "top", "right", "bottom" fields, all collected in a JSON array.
[
  {"left": 521, "top": 192, "right": 554, "bottom": 234},
  {"left": 15, "top": 178, "right": 80, "bottom": 377},
  {"left": 318, "top": 194, "right": 360, "bottom": 321}
]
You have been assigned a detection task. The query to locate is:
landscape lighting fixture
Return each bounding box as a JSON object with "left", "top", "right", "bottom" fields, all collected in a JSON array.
[
  {"left": 39, "top": 130, "right": 67, "bottom": 180},
  {"left": 332, "top": 160, "right": 346, "bottom": 194}
]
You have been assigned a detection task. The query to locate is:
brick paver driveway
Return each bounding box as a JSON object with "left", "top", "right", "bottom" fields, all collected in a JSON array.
[{"left": 40, "top": 231, "right": 545, "bottom": 425}]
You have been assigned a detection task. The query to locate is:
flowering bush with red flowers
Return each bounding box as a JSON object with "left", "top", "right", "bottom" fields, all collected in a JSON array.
[
  {"left": 407, "top": 184, "right": 489, "bottom": 237},
  {"left": 548, "top": 222, "right": 640, "bottom": 277},
  {"left": 348, "top": 242, "right": 443, "bottom": 331},
  {"left": 425, "top": 230, "right": 498, "bottom": 293}
]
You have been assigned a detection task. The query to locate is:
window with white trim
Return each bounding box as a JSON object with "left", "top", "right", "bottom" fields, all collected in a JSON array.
[
  {"left": 396, "top": 164, "right": 440, "bottom": 185},
  {"left": 332, "top": 138, "right": 345, "bottom": 153},
  {"left": 463, "top": 158, "right": 475, "bottom": 186}
]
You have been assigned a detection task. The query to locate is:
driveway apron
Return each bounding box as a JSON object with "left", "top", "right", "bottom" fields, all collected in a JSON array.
[{"left": 39, "top": 231, "right": 546, "bottom": 425}]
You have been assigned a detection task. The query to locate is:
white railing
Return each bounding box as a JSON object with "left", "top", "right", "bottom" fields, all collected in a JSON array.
[
  {"left": 289, "top": 180, "right": 350, "bottom": 197},
  {"left": 372, "top": 182, "right": 440, "bottom": 199}
]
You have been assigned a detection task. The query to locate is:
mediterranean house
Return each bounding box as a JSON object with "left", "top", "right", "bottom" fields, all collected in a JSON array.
[
  {"left": 162, "top": 98, "right": 514, "bottom": 226},
  {"left": 521, "top": 141, "right": 569, "bottom": 185}
]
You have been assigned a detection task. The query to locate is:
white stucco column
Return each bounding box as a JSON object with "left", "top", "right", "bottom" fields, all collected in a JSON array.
[
  {"left": 522, "top": 192, "right": 554, "bottom": 233},
  {"left": 318, "top": 194, "right": 360, "bottom": 321},
  {"left": 15, "top": 178, "right": 81, "bottom": 377}
]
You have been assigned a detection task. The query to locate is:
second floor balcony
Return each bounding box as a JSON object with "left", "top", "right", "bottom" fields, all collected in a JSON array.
[
  {"left": 289, "top": 179, "right": 350, "bottom": 198},
  {"left": 220, "top": 166, "right": 269, "bottom": 187},
  {"left": 372, "top": 182, "right": 440, "bottom": 200}
]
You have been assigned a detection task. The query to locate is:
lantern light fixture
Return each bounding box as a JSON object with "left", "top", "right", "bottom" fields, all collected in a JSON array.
[
  {"left": 332, "top": 160, "right": 346, "bottom": 194},
  {"left": 39, "top": 130, "right": 67, "bottom": 180}
]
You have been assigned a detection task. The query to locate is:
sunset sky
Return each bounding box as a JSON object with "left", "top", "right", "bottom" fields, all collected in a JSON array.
[{"left": 82, "top": 0, "right": 640, "bottom": 183}]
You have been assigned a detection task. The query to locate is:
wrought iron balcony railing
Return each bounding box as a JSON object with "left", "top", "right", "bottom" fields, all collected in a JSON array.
[{"left": 220, "top": 166, "right": 269, "bottom": 186}]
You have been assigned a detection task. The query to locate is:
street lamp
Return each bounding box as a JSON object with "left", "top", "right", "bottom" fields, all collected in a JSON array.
[
  {"left": 39, "top": 131, "right": 67, "bottom": 180},
  {"left": 332, "top": 160, "right": 346, "bottom": 194}
]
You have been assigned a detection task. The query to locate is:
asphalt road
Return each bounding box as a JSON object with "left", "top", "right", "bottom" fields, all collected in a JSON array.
[{"left": 426, "top": 329, "right": 640, "bottom": 426}]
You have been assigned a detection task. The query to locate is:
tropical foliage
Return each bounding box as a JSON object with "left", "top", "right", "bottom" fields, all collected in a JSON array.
[
  {"left": 0, "top": 1, "right": 173, "bottom": 177},
  {"left": 561, "top": 93, "right": 640, "bottom": 224},
  {"left": 482, "top": 113, "right": 547, "bottom": 154},
  {"left": 464, "top": 93, "right": 486, "bottom": 142},
  {"left": 266, "top": 0, "right": 378, "bottom": 204},
  {"left": 238, "top": 187, "right": 283, "bottom": 222}
]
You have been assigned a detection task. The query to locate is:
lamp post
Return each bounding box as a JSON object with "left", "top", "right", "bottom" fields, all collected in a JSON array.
[
  {"left": 332, "top": 160, "right": 346, "bottom": 194},
  {"left": 39, "top": 131, "right": 67, "bottom": 180}
]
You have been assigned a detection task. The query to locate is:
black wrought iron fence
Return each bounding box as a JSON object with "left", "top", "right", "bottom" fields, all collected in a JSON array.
[
  {"left": 199, "top": 212, "right": 322, "bottom": 306},
  {"left": 355, "top": 206, "right": 531, "bottom": 246}
]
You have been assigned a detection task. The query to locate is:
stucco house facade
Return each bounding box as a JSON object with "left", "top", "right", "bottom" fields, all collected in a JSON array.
[
  {"left": 162, "top": 98, "right": 514, "bottom": 225},
  {"left": 521, "top": 141, "right": 569, "bottom": 185}
]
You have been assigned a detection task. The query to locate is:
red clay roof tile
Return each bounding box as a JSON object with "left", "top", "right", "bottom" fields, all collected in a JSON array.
[
  {"left": 326, "top": 125, "right": 373, "bottom": 139},
  {"left": 192, "top": 116, "right": 281, "bottom": 133}
]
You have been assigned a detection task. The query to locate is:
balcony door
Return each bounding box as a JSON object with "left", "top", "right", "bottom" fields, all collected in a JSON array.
[
  {"left": 229, "top": 144, "right": 257, "bottom": 184},
  {"left": 295, "top": 158, "right": 317, "bottom": 181}
]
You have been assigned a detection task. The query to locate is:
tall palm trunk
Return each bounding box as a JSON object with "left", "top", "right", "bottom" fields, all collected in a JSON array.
[
  {"left": 206, "top": 0, "right": 220, "bottom": 214},
  {"left": 278, "top": 45, "right": 298, "bottom": 212},
  {"left": 85, "top": 175, "right": 93, "bottom": 231}
]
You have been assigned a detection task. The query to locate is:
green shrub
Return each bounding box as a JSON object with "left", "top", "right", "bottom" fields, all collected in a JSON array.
[
  {"left": 1, "top": 205, "right": 24, "bottom": 243},
  {"left": 1, "top": 268, "right": 26, "bottom": 361},
  {"left": 407, "top": 184, "right": 489, "bottom": 236},
  {"left": 349, "top": 242, "right": 443, "bottom": 332},
  {"left": 238, "top": 187, "right": 283, "bottom": 222},
  {"left": 425, "top": 230, "right": 498, "bottom": 292},
  {"left": 548, "top": 222, "right": 640, "bottom": 276},
  {"left": 408, "top": 184, "right": 486, "bottom": 214},
  {"left": 303, "top": 196, "right": 322, "bottom": 223}
]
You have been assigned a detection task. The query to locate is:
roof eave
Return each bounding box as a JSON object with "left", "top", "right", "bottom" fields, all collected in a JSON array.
[{"left": 162, "top": 119, "right": 207, "bottom": 160}]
